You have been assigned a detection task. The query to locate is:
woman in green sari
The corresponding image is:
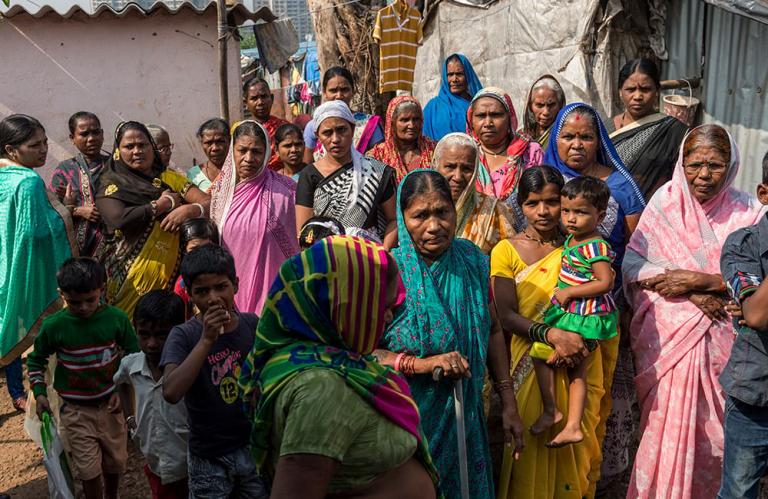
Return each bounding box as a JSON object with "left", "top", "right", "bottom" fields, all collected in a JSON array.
[
  {"left": 0, "top": 115, "right": 75, "bottom": 411},
  {"left": 376, "top": 169, "right": 524, "bottom": 499},
  {"left": 96, "top": 122, "right": 210, "bottom": 317}
]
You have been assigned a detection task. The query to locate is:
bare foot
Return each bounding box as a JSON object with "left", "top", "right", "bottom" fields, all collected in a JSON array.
[
  {"left": 546, "top": 425, "right": 583, "bottom": 448},
  {"left": 530, "top": 410, "right": 563, "bottom": 435}
]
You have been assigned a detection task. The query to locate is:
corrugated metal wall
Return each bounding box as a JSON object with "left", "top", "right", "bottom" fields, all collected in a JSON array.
[{"left": 664, "top": 0, "right": 768, "bottom": 191}]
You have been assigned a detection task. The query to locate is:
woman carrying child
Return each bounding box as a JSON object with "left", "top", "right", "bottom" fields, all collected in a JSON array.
[
  {"left": 492, "top": 166, "right": 613, "bottom": 498},
  {"left": 529, "top": 176, "right": 618, "bottom": 447}
]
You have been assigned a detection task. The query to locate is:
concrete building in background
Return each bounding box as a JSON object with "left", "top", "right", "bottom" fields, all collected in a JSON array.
[
  {"left": 0, "top": 1, "right": 277, "bottom": 179},
  {"left": 268, "top": 0, "right": 312, "bottom": 40}
]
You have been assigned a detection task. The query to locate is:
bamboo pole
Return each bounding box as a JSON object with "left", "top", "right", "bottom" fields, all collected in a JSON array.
[{"left": 217, "top": 0, "right": 230, "bottom": 122}]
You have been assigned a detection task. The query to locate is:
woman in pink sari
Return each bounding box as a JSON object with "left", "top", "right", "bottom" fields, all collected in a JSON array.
[
  {"left": 623, "top": 125, "right": 766, "bottom": 498},
  {"left": 210, "top": 120, "right": 299, "bottom": 315}
]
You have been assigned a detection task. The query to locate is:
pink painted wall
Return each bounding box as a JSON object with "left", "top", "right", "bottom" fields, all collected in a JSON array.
[{"left": 0, "top": 8, "right": 243, "bottom": 181}]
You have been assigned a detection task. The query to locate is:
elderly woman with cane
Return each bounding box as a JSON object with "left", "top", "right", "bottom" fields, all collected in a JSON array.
[{"left": 375, "top": 169, "right": 524, "bottom": 499}]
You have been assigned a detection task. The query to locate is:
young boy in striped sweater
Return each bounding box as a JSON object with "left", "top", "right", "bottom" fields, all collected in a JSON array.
[{"left": 28, "top": 257, "right": 138, "bottom": 499}]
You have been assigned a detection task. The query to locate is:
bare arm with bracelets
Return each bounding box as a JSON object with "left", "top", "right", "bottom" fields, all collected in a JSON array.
[
  {"left": 491, "top": 275, "right": 589, "bottom": 368},
  {"left": 159, "top": 185, "right": 211, "bottom": 232},
  {"left": 373, "top": 307, "right": 525, "bottom": 458}
]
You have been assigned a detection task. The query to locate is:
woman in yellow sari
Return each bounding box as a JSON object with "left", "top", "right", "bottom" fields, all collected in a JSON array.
[
  {"left": 491, "top": 165, "right": 617, "bottom": 498},
  {"left": 96, "top": 122, "right": 210, "bottom": 317}
]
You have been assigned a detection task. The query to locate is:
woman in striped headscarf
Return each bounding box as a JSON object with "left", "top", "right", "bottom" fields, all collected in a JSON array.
[{"left": 239, "top": 235, "right": 439, "bottom": 498}]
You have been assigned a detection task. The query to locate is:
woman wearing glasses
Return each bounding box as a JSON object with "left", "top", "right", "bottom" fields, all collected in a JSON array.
[
  {"left": 622, "top": 124, "right": 766, "bottom": 498},
  {"left": 147, "top": 124, "right": 175, "bottom": 169}
]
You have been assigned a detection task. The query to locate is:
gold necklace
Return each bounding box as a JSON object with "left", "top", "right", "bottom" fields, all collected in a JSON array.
[{"left": 523, "top": 228, "right": 562, "bottom": 246}]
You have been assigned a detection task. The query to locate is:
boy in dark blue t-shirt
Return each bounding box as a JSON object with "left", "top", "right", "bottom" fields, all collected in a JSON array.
[
  {"left": 160, "top": 245, "right": 267, "bottom": 498},
  {"left": 718, "top": 152, "right": 768, "bottom": 499}
]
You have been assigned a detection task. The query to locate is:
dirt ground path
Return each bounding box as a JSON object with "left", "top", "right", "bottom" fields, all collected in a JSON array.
[{"left": 0, "top": 375, "right": 150, "bottom": 498}]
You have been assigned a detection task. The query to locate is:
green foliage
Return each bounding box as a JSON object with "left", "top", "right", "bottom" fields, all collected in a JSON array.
[
  {"left": 2, "top": 0, "right": 10, "bottom": 7},
  {"left": 240, "top": 32, "right": 256, "bottom": 50}
]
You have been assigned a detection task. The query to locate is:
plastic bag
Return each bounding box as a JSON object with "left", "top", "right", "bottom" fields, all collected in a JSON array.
[{"left": 40, "top": 413, "right": 76, "bottom": 499}]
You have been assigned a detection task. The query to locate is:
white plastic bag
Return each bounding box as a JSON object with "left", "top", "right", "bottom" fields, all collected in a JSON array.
[{"left": 40, "top": 413, "right": 76, "bottom": 499}]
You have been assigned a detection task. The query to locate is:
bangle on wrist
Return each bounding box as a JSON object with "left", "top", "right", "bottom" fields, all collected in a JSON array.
[
  {"left": 161, "top": 193, "right": 176, "bottom": 211},
  {"left": 528, "top": 322, "right": 552, "bottom": 345},
  {"left": 403, "top": 354, "right": 417, "bottom": 377},
  {"left": 394, "top": 353, "right": 405, "bottom": 372},
  {"left": 192, "top": 202, "right": 205, "bottom": 218},
  {"left": 493, "top": 379, "right": 514, "bottom": 393}
]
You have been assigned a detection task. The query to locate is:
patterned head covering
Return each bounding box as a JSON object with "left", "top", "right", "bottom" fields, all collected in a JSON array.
[
  {"left": 312, "top": 101, "right": 365, "bottom": 212},
  {"left": 543, "top": 102, "right": 645, "bottom": 204},
  {"left": 96, "top": 121, "right": 167, "bottom": 206},
  {"left": 210, "top": 119, "right": 271, "bottom": 226},
  {"left": 369, "top": 96, "right": 436, "bottom": 182},
  {"left": 466, "top": 87, "right": 542, "bottom": 197},
  {"left": 430, "top": 132, "right": 480, "bottom": 233},
  {"left": 238, "top": 236, "right": 438, "bottom": 484}
]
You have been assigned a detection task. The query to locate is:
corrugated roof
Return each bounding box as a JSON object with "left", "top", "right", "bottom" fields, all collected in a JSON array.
[{"left": 1, "top": 1, "right": 277, "bottom": 25}]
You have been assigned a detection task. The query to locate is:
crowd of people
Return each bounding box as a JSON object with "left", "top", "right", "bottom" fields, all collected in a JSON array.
[{"left": 1, "top": 54, "right": 767, "bottom": 499}]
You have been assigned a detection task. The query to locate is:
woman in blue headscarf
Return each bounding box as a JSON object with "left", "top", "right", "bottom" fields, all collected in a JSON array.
[
  {"left": 543, "top": 102, "right": 645, "bottom": 489},
  {"left": 375, "top": 169, "right": 524, "bottom": 499},
  {"left": 543, "top": 103, "right": 644, "bottom": 278},
  {"left": 423, "top": 54, "right": 483, "bottom": 142}
]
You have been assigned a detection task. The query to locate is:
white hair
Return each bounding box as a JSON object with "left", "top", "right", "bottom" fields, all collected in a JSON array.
[
  {"left": 531, "top": 77, "right": 565, "bottom": 105},
  {"left": 432, "top": 132, "right": 478, "bottom": 167},
  {"left": 392, "top": 100, "right": 421, "bottom": 120}
]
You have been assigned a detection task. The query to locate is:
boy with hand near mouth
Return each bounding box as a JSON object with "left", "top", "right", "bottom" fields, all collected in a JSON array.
[
  {"left": 114, "top": 290, "right": 189, "bottom": 499},
  {"left": 161, "top": 245, "right": 267, "bottom": 498},
  {"left": 27, "top": 257, "right": 138, "bottom": 499}
]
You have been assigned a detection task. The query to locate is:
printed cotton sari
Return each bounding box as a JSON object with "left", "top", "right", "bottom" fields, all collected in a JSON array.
[
  {"left": 211, "top": 120, "right": 299, "bottom": 315},
  {"left": 238, "top": 236, "right": 440, "bottom": 492},
  {"left": 609, "top": 112, "right": 689, "bottom": 200},
  {"left": 0, "top": 163, "right": 75, "bottom": 365},
  {"left": 96, "top": 126, "right": 191, "bottom": 318},
  {"left": 49, "top": 153, "right": 109, "bottom": 257},
  {"left": 381, "top": 170, "right": 494, "bottom": 499},
  {"left": 623, "top": 128, "right": 766, "bottom": 498},
  {"left": 432, "top": 133, "right": 518, "bottom": 253},
  {"left": 368, "top": 96, "right": 436, "bottom": 183},
  {"left": 467, "top": 87, "right": 543, "bottom": 201}
]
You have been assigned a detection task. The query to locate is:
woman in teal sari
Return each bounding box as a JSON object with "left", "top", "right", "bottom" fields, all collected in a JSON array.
[
  {"left": 0, "top": 115, "right": 74, "bottom": 409},
  {"left": 376, "top": 169, "right": 524, "bottom": 499}
]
